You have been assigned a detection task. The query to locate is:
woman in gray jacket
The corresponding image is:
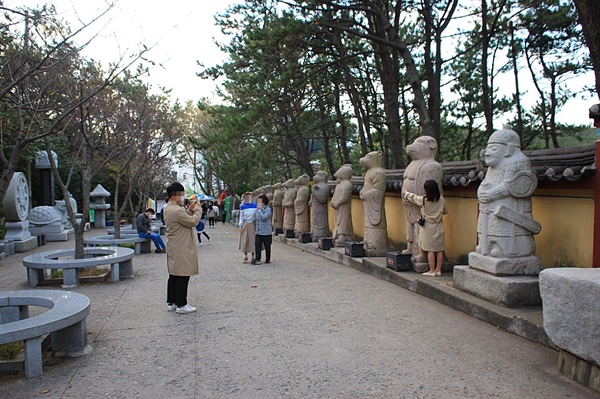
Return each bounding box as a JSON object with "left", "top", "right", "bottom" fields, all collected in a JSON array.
[{"left": 252, "top": 195, "right": 273, "bottom": 265}]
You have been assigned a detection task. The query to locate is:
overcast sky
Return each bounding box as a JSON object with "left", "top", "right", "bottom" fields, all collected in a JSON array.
[
  {"left": 6, "top": 0, "right": 597, "bottom": 127},
  {"left": 7, "top": 0, "right": 240, "bottom": 103}
]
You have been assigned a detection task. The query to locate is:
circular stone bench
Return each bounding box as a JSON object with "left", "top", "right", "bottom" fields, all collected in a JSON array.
[
  {"left": 23, "top": 247, "right": 135, "bottom": 288},
  {"left": 0, "top": 290, "right": 90, "bottom": 378},
  {"left": 84, "top": 234, "right": 151, "bottom": 255},
  {"left": 106, "top": 223, "right": 165, "bottom": 235}
]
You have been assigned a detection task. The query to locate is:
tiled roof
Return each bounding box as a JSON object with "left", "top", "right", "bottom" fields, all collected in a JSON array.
[{"left": 329, "top": 144, "right": 596, "bottom": 192}]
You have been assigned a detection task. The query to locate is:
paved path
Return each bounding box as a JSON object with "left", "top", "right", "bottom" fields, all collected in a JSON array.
[{"left": 0, "top": 225, "right": 597, "bottom": 398}]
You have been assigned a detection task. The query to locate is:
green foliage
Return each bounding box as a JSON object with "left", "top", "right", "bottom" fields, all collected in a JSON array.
[{"left": 0, "top": 342, "right": 23, "bottom": 360}]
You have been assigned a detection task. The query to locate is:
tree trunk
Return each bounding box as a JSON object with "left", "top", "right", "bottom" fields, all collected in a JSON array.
[
  {"left": 573, "top": 0, "right": 600, "bottom": 99},
  {"left": 481, "top": 0, "right": 494, "bottom": 136}
]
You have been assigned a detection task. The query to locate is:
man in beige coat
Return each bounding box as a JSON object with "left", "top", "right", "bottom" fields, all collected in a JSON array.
[{"left": 164, "top": 183, "right": 202, "bottom": 314}]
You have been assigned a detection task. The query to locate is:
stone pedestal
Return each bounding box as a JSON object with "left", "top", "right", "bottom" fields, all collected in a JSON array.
[
  {"left": 5, "top": 221, "right": 32, "bottom": 241},
  {"left": 469, "top": 252, "right": 541, "bottom": 275},
  {"left": 46, "top": 228, "right": 74, "bottom": 242},
  {"left": 0, "top": 239, "right": 14, "bottom": 256},
  {"left": 14, "top": 236, "right": 38, "bottom": 253},
  {"left": 364, "top": 249, "right": 387, "bottom": 257},
  {"left": 453, "top": 265, "right": 541, "bottom": 307}
]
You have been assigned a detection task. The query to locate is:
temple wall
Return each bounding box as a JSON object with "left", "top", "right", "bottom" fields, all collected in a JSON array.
[{"left": 328, "top": 187, "right": 594, "bottom": 268}]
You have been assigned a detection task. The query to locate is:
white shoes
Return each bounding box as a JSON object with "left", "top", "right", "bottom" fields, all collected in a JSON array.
[
  {"left": 176, "top": 304, "right": 197, "bottom": 314},
  {"left": 167, "top": 303, "right": 176, "bottom": 312}
]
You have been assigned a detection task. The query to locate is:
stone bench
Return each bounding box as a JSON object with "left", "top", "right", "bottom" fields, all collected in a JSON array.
[
  {"left": 23, "top": 247, "right": 135, "bottom": 288},
  {"left": 107, "top": 224, "right": 165, "bottom": 236},
  {"left": 84, "top": 234, "right": 151, "bottom": 255},
  {"left": 539, "top": 268, "right": 600, "bottom": 392},
  {"left": 0, "top": 290, "right": 90, "bottom": 378}
]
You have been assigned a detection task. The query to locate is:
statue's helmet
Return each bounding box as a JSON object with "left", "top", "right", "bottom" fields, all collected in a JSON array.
[{"left": 488, "top": 126, "right": 521, "bottom": 149}]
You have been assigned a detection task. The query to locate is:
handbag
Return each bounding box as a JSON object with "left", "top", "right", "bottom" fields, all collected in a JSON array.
[{"left": 417, "top": 197, "right": 425, "bottom": 226}]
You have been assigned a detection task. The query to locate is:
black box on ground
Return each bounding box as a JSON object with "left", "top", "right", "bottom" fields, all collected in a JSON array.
[
  {"left": 285, "top": 229, "right": 295, "bottom": 238},
  {"left": 386, "top": 251, "right": 412, "bottom": 271},
  {"left": 299, "top": 233, "right": 312, "bottom": 243},
  {"left": 318, "top": 238, "right": 333, "bottom": 250},
  {"left": 345, "top": 241, "right": 364, "bottom": 257},
  {"left": 275, "top": 228, "right": 284, "bottom": 236}
]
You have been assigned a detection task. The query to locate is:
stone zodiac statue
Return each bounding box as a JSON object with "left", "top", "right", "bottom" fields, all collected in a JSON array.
[
  {"left": 272, "top": 182, "right": 284, "bottom": 230},
  {"left": 331, "top": 164, "right": 354, "bottom": 246},
  {"left": 359, "top": 151, "right": 388, "bottom": 251},
  {"left": 282, "top": 179, "right": 296, "bottom": 231},
  {"left": 472, "top": 127, "right": 541, "bottom": 275},
  {"left": 401, "top": 136, "right": 443, "bottom": 262},
  {"left": 294, "top": 174, "right": 311, "bottom": 234},
  {"left": 309, "top": 170, "right": 331, "bottom": 238}
]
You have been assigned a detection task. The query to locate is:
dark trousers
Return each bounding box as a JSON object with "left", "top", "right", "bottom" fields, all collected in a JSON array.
[
  {"left": 254, "top": 234, "right": 272, "bottom": 262},
  {"left": 208, "top": 217, "right": 215, "bottom": 227},
  {"left": 197, "top": 231, "right": 210, "bottom": 243},
  {"left": 167, "top": 274, "right": 191, "bottom": 307}
]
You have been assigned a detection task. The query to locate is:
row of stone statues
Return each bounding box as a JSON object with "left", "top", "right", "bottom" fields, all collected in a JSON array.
[{"left": 247, "top": 127, "right": 540, "bottom": 275}]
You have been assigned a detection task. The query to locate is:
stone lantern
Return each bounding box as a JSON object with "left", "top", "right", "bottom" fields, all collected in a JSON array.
[{"left": 90, "top": 184, "right": 111, "bottom": 228}]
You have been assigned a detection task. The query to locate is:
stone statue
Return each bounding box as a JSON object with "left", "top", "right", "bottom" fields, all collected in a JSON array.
[
  {"left": 359, "top": 151, "right": 388, "bottom": 251},
  {"left": 472, "top": 127, "right": 541, "bottom": 275},
  {"left": 331, "top": 164, "right": 354, "bottom": 246},
  {"left": 402, "top": 136, "right": 443, "bottom": 263},
  {"left": 28, "top": 205, "right": 65, "bottom": 234},
  {"left": 309, "top": 170, "right": 331, "bottom": 238},
  {"left": 282, "top": 179, "right": 296, "bottom": 231},
  {"left": 252, "top": 188, "right": 262, "bottom": 204},
  {"left": 272, "top": 182, "right": 284, "bottom": 230},
  {"left": 294, "top": 174, "right": 311, "bottom": 234}
]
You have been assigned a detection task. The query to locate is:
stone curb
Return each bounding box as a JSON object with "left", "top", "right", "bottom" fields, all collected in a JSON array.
[{"left": 274, "top": 235, "right": 555, "bottom": 350}]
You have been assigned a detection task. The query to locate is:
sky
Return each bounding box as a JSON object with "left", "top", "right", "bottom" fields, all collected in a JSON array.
[
  {"left": 5, "top": 0, "right": 598, "bottom": 127},
  {"left": 7, "top": 0, "right": 241, "bottom": 103}
]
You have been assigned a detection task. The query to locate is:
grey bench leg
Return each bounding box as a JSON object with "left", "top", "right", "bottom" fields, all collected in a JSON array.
[
  {"left": 139, "top": 240, "right": 151, "bottom": 254},
  {"left": 27, "top": 268, "right": 45, "bottom": 286},
  {"left": 24, "top": 336, "right": 44, "bottom": 379},
  {"left": 62, "top": 269, "right": 79, "bottom": 288},
  {"left": 110, "top": 263, "right": 120, "bottom": 282},
  {"left": 119, "top": 259, "right": 134, "bottom": 279},
  {"left": 51, "top": 319, "right": 87, "bottom": 353},
  {"left": 0, "top": 306, "right": 20, "bottom": 323}
]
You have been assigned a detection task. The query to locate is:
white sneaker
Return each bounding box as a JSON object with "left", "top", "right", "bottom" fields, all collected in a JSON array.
[
  {"left": 199, "top": 242, "right": 203, "bottom": 246},
  {"left": 176, "top": 304, "right": 197, "bottom": 314},
  {"left": 167, "top": 304, "right": 176, "bottom": 312},
  {"left": 208, "top": 238, "right": 212, "bottom": 242}
]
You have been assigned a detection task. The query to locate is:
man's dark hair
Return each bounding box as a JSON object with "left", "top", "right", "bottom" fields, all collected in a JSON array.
[
  {"left": 260, "top": 195, "right": 269, "bottom": 205},
  {"left": 166, "top": 182, "right": 185, "bottom": 196},
  {"left": 424, "top": 180, "right": 441, "bottom": 202},
  {"left": 145, "top": 208, "right": 155, "bottom": 214}
]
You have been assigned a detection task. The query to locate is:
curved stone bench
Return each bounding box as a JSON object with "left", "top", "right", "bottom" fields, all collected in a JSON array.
[
  {"left": 0, "top": 290, "right": 90, "bottom": 378},
  {"left": 106, "top": 223, "right": 165, "bottom": 235},
  {"left": 23, "top": 247, "right": 135, "bottom": 288},
  {"left": 84, "top": 234, "right": 151, "bottom": 255}
]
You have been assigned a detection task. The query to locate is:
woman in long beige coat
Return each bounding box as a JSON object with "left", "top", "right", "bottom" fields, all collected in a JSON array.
[
  {"left": 164, "top": 184, "right": 202, "bottom": 314},
  {"left": 404, "top": 180, "right": 448, "bottom": 277}
]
